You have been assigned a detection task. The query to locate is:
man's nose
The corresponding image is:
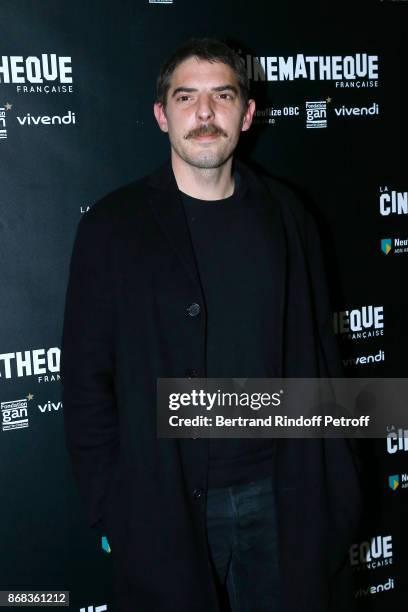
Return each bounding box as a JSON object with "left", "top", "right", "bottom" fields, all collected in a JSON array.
[{"left": 196, "top": 93, "right": 215, "bottom": 121}]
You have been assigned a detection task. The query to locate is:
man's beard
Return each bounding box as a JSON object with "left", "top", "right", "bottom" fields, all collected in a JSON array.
[
  {"left": 172, "top": 124, "right": 235, "bottom": 169},
  {"left": 176, "top": 145, "right": 233, "bottom": 169}
]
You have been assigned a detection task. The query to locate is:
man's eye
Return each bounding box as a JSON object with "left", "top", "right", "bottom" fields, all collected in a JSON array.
[
  {"left": 177, "top": 95, "right": 191, "bottom": 102},
  {"left": 217, "top": 93, "right": 233, "bottom": 100}
]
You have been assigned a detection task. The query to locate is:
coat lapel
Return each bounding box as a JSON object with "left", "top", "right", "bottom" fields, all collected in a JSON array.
[
  {"left": 235, "top": 159, "right": 288, "bottom": 377},
  {"left": 147, "top": 160, "right": 204, "bottom": 294}
]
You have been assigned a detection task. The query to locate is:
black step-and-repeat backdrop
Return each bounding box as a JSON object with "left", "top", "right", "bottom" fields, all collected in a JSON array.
[{"left": 1, "top": 1, "right": 407, "bottom": 611}]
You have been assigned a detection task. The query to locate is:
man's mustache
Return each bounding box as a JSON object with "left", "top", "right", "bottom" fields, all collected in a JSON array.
[{"left": 185, "top": 124, "right": 228, "bottom": 139}]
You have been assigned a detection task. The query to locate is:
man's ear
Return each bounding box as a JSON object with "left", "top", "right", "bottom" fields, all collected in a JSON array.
[
  {"left": 153, "top": 102, "right": 169, "bottom": 133},
  {"left": 241, "top": 99, "right": 256, "bottom": 132}
]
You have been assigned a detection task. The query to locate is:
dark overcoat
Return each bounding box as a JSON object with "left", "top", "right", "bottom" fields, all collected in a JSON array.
[{"left": 61, "top": 159, "right": 363, "bottom": 612}]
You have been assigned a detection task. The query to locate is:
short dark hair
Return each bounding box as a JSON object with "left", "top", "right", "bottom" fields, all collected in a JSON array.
[{"left": 156, "top": 38, "right": 249, "bottom": 108}]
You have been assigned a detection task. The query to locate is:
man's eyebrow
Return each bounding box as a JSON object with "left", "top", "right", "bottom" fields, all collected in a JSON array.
[
  {"left": 171, "top": 84, "right": 239, "bottom": 97},
  {"left": 171, "top": 87, "right": 197, "bottom": 97},
  {"left": 211, "top": 85, "right": 239, "bottom": 94}
]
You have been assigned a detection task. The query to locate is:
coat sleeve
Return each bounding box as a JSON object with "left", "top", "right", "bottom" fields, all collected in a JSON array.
[
  {"left": 303, "top": 206, "right": 365, "bottom": 558},
  {"left": 302, "top": 208, "right": 344, "bottom": 378},
  {"left": 60, "top": 206, "right": 119, "bottom": 531}
]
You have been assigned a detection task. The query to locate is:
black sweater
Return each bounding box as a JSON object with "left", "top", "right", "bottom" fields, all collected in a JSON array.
[{"left": 180, "top": 171, "right": 277, "bottom": 488}]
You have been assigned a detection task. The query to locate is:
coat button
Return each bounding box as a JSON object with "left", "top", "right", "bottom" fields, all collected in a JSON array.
[
  {"left": 187, "top": 302, "right": 201, "bottom": 317},
  {"left": 185, "top": 368, "right": 199, "bottom": 378},
  {"left": 193, "top": 488, "right": 204, "bottom": 500}
]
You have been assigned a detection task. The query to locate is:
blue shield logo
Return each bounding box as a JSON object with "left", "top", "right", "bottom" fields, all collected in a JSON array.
[{"left": 388, "top": 474, "right": 399, "bottom": 491}]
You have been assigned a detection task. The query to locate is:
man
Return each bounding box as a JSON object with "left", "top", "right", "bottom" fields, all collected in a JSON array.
[{"left": 61, "top": 38, "right": 363, "bottom": 612}]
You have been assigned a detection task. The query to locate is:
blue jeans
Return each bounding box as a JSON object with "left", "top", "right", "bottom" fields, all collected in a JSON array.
[{"left": 206, "top": 476, "right": 281, "bottom": 612}]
